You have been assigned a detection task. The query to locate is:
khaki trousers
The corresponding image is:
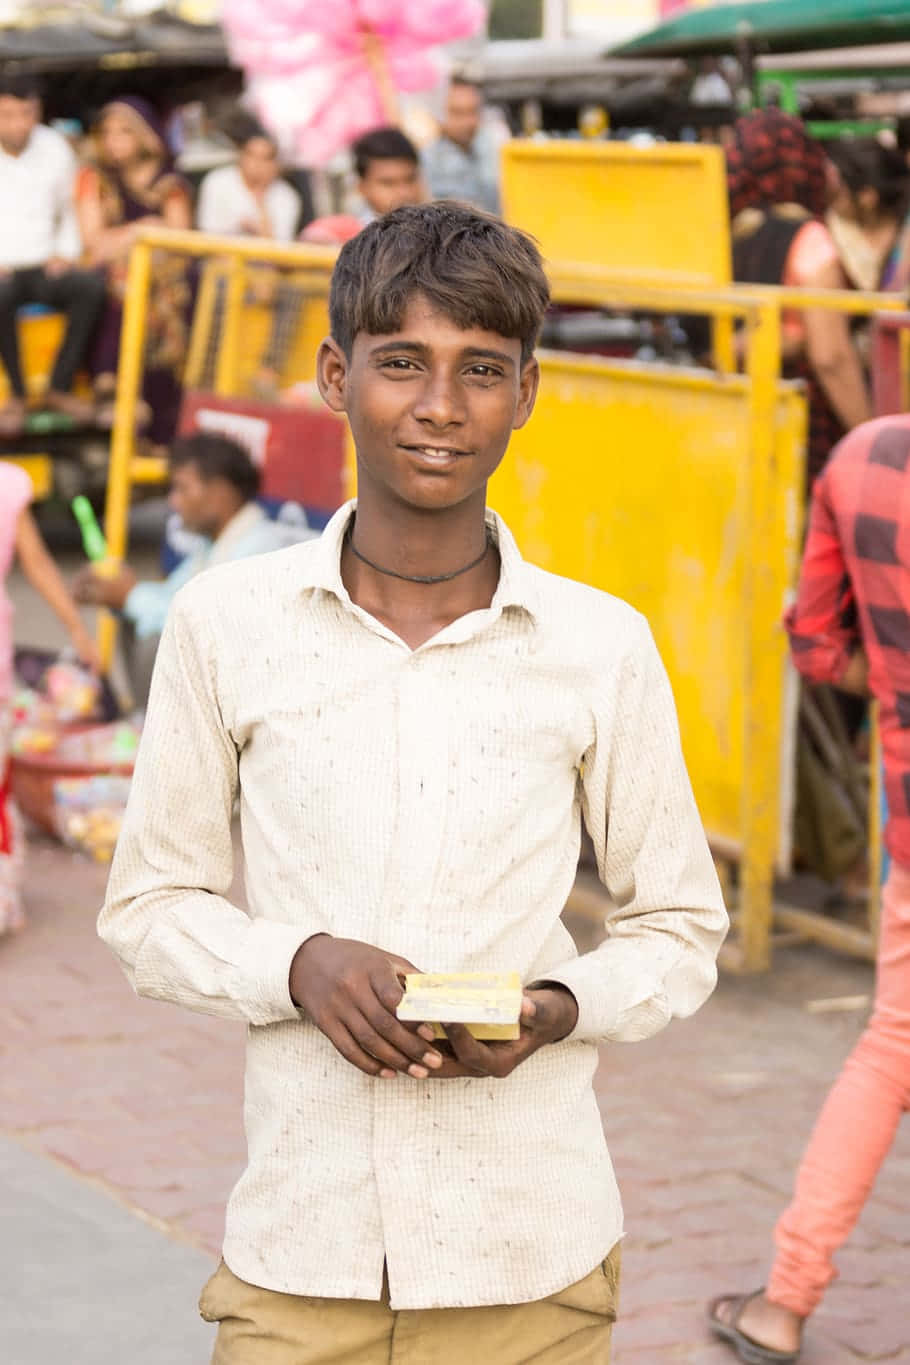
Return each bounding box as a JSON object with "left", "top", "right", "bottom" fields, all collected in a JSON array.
[{"left": 200, "top": 1244, "right": 620, "bottom": 1365}]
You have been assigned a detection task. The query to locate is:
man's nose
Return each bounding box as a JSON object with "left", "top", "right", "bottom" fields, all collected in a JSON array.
[{"left": 412, "top": 372, "right": 466, "bottom": 428}]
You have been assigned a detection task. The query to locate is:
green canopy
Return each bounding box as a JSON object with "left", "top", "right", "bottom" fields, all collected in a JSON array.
[{"left": 612, "top": 0, "right": 910, "bottom": 59}]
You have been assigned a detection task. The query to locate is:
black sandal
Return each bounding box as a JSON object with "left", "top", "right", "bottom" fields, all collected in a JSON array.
[{"left": 708, "top": 1290, "right": 801, "bottom": 1364}]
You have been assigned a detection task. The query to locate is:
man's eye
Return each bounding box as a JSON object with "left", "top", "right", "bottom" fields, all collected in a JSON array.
[
  {"left": 382, "top": 358, "right": 418, "bottom": 371},
  {"left": 467, "top": 365, "right": 501, "bottom": 378}
]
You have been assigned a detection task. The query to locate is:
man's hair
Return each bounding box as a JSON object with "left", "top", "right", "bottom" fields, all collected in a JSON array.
[
  {"left": 221, "top": 108, "right": 278, "bottom": 154},
  {"left": 0, "top": 72, "right": 43, "bottom": 102},
  {"left": 827, "top": 136, "right": 910, "bottom": 216},
  {"left": 450, "top": 74, "right": 482, "bottom": 95},
  {"left": 329, "top": 202, "right": 550, "bottom": 365},
  {"left": 170, "top": 432, "right": 261, "bottom": 501},
  {"left": 351, "top": 126, "right": 418, "bottom": 180}
]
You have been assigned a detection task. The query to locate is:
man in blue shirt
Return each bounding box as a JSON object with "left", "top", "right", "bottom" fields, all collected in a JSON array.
[
  {"left": 422, "top": 76, "right": 501, "bottom": 215},
  {"left": 74, "top": 432, "right": 302, "bottom": 706}
]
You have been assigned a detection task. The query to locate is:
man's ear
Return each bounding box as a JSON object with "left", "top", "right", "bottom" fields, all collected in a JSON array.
[
  {"left": 512, "top": 357, "right": 540, "bottom": 431},
  {"left": 316, "top": 336, "right": 350, "bottom": 414}
]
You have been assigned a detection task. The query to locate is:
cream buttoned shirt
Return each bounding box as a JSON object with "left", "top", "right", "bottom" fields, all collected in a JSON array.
[{"left": 100, "top": 501, "right": 727, "bottom": 1310}]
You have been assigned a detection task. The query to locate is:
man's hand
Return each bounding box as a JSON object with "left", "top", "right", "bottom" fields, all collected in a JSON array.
[
  {"left": 68, "top": 620, "right": 101, "bottom": 673},
  {"left": 73, "top": 564, "right": 138, "bottom": 611},
  {"left": 44, "top": 257, "right": 73, "bottom": 278},
  {"left": 430, "top": 986, "right": 579, "bottom": 1081},
  {"left": 289, "top": 935, "right": 445, "bottom": 1081}
]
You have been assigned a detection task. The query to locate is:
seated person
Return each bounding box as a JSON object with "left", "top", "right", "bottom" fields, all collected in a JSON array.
[
  {"left": 300, "top": 126, "right": 423, "bottom": 245},
  {"left": 0, "top": 72, "right": 105, "bottom": 436},
  {"left": 196, "top": 114, "right": 302, "bottom": 242},
  {"left": 74, "top": 432, "right": 302, "bottom": 707},
  {"left": 76, "top": 97, "right": 193, "bottom": 448},
  {"left": 254, "top": 128, "right": 424, "bottom": 397},
  {"left": 421, "top": 77, "right": 501, "bottom": 215}
]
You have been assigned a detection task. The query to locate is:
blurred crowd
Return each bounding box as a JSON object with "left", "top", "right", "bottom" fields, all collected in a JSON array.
[{"left": 0, "top": 70, "right": 502, "bottom": 450}]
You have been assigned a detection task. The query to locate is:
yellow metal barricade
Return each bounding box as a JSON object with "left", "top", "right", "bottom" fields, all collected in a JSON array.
[
  {"left": 501, "top": 141, "right": 732, "bottom": 287},
  {"left": 103, "top": 226, "right": 906, "bottom": 972}
]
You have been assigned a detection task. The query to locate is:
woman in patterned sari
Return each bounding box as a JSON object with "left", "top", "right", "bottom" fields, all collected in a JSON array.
[{"left": 76, "top": 97, "right": 193, "bottom": 452}]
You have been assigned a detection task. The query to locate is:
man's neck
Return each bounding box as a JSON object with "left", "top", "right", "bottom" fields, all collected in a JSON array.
[
  {"left": 0, "top": 135, "right": 31, "bottom": 160},
  {"left": 210, "top": 499, "right": 248, "bottom": 542},
  {"left": 340, "top": 486, "right": 499, "bottom": 649},
  {"left": 443, "top": 134, "right": 473, "bottom": 154}
]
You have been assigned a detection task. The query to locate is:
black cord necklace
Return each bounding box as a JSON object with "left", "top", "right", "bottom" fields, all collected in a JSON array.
[{"left": 345, "top": 525, "right": 493, "bottom": 585}]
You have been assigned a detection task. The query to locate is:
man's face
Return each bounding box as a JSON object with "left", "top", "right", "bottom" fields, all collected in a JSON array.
[
  {"left": 359, "top": 157, "right": 422, "bottom": 217},
  {"left": 317, "top": 293, "right": 538, "bottom": 515},
  {"left": 239, "top": 136, "right": 280, "bottom": 192},
  {"left": 0, "top": 95, "right": 38, "bottom": 156},
  {"left": 443, "top": 84, "right": 482, "bottom": 149},
  {"left": 169, "top": 462, "right": 220, "bottom": 537}
]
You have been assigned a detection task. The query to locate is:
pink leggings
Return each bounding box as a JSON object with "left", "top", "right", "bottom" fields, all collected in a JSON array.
[{"left": 768, "top": 861, "right": 910, "bottom": 1316}]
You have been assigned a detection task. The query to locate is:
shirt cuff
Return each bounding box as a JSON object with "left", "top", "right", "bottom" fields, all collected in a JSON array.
[
  {"left": 537, "top": 956, "right": 671, "bottom": 1045},
  {"left": 242, "top": 919, "right": 327, "bottom": 1026}
]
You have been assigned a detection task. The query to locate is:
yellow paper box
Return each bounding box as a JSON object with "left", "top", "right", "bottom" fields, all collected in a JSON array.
[{"left": 396, "top": 971, "right": 523, "bottom": 1041}]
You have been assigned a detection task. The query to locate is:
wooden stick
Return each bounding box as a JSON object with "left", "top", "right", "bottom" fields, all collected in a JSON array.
[{"left": 361, "top": 26, "right": 400, "bottom": 127}]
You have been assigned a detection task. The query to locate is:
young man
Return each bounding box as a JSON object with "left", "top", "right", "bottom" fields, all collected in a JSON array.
[
  {"left": 711, "top": 415, "right": 910, "bottom": 1364},
  {"left": 300, "top": 126, "right": 423, "bottom": 246},
  {"left": 74, "top": 432, "right": 298, "bottom": 707},
  {"left": 422, "top": 76, "right": 501, "bottom": 213},
  {"left": 0, "top": 73, "right": 105, "bottom": 435},
  {"left": 99, "top": 203, "right": 727, "bottom": 1363},
  {"left": 196, "top": 115, "right": 302, "bottom": 242}
]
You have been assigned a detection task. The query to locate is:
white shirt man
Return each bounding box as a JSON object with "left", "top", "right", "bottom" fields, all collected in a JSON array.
[
  {"left": 196, "top": 126, "right": 301, "bottom": 241},
  {"left": 0, "top": 76, "right": 104, "bottom": 432}
]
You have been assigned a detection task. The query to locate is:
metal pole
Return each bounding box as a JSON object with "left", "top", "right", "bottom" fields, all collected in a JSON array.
[
  {"left": 99, "top": 240, "right": 151, "bottom": 672},
  {"left": 738, "top": 294, "right": 783, "bottom": 971}
]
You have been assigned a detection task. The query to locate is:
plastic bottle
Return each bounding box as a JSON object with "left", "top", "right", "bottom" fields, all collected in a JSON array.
[{"left": 71, "top": 497, "right": 119, "bottom": 579}]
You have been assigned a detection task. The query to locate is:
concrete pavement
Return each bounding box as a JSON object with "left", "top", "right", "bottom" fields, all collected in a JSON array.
[
  {"left": 2, "top": 838, "right": 909, "bottom": 1364},
  {"left": 1, "top": 1135, "right": 214, "bottom": 1365}
]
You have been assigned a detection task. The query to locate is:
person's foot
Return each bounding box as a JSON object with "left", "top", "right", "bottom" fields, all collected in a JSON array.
[
  {"left": 0, "top": 396, "right": 26, "bottom": 437},
  {"left": 44, "top": 390, "right": 96, "bottom": 424},
  {"left": 94, "top": 394, "right": 153, "bottom": 432},
  {"left": 710, "top": 1290, "right": 804, "bottom": 1361}
]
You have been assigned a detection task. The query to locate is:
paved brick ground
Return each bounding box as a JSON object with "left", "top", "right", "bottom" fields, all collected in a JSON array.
[{"left": 2, "top": 835, "right": 908, "bottom": 1363}]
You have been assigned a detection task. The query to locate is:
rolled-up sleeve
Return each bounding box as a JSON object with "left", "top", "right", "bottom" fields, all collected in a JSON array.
[
  {"left": 98, "top": 590, "right": 326, "bottom": 1024},
  {"left": 785, "top": 470, "right": 858, "bottom": 686},
  {"left": 543, "top": 616, "right": 728, "bottom": 1043}
]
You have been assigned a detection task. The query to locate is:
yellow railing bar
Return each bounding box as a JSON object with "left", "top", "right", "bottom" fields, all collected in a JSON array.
[
  {"left": 183, "top": 258, "right": 220, "bottom": 390},
  {"left": 100, "top": 238, "right": 151, "bottom": 672},
  {"left": 739, "top": 293, "right": 784, "bottom": 972},
  {"left": 132, "top": 225, "right": 339, "bottom": 271},
  {"left": 214, "top": 254, "right": 247, "bottom": 397}
]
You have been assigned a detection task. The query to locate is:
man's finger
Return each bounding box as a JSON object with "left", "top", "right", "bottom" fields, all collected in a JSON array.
[
  {"left": 326, "top": 1019, "right": 393, "bottom": 1079},
  {"left": 363, "top": 986, "right": 445, "bottom": 1069},
  {"left": 347, "top": 1003, "right": 440, "bottom": 1076},
  {"left": 442, "top": 1024, "right": 495, "bottom": 1075}
]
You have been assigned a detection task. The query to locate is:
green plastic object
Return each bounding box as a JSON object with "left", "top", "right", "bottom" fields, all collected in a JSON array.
[
  {"left": 612, "top": 0, "right": 910, "bottom": 58},
  {"left": 71, "top": 496, "right": 109, "bottom": 563}
]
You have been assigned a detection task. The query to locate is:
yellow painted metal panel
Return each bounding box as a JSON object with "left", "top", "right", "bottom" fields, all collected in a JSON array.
[
  {"left": 501, "top": 141, "right": 732, "bottom": 285},
  {"left": 488, "top": 351, "right": 804, "bottom": 861},
  {"left": 1, "top": 454, "right": 53, "bottom": 500}
]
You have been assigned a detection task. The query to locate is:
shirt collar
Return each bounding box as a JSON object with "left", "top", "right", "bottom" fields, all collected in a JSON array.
[
  {"left": 212, "top": 501, "right": 266, "bottom": 552},
  {"left": 302, "top": 499, "right": 539, "bottom": 625}
]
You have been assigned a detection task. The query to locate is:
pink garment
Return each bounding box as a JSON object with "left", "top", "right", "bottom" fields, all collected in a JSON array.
[
  {"left": 768, "top": 859, "right": 910, "bottom": 1316},
  {"left": 781, "top": 219, "right": 844, "bottom": 349},
  {"left": 0, "top": 463, "right": 32, "bottom": 704}
]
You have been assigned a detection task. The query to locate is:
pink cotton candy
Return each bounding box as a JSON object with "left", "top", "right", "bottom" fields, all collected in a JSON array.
[{"left": 221, "top": 0, "right": 485, "bottom": 166}]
